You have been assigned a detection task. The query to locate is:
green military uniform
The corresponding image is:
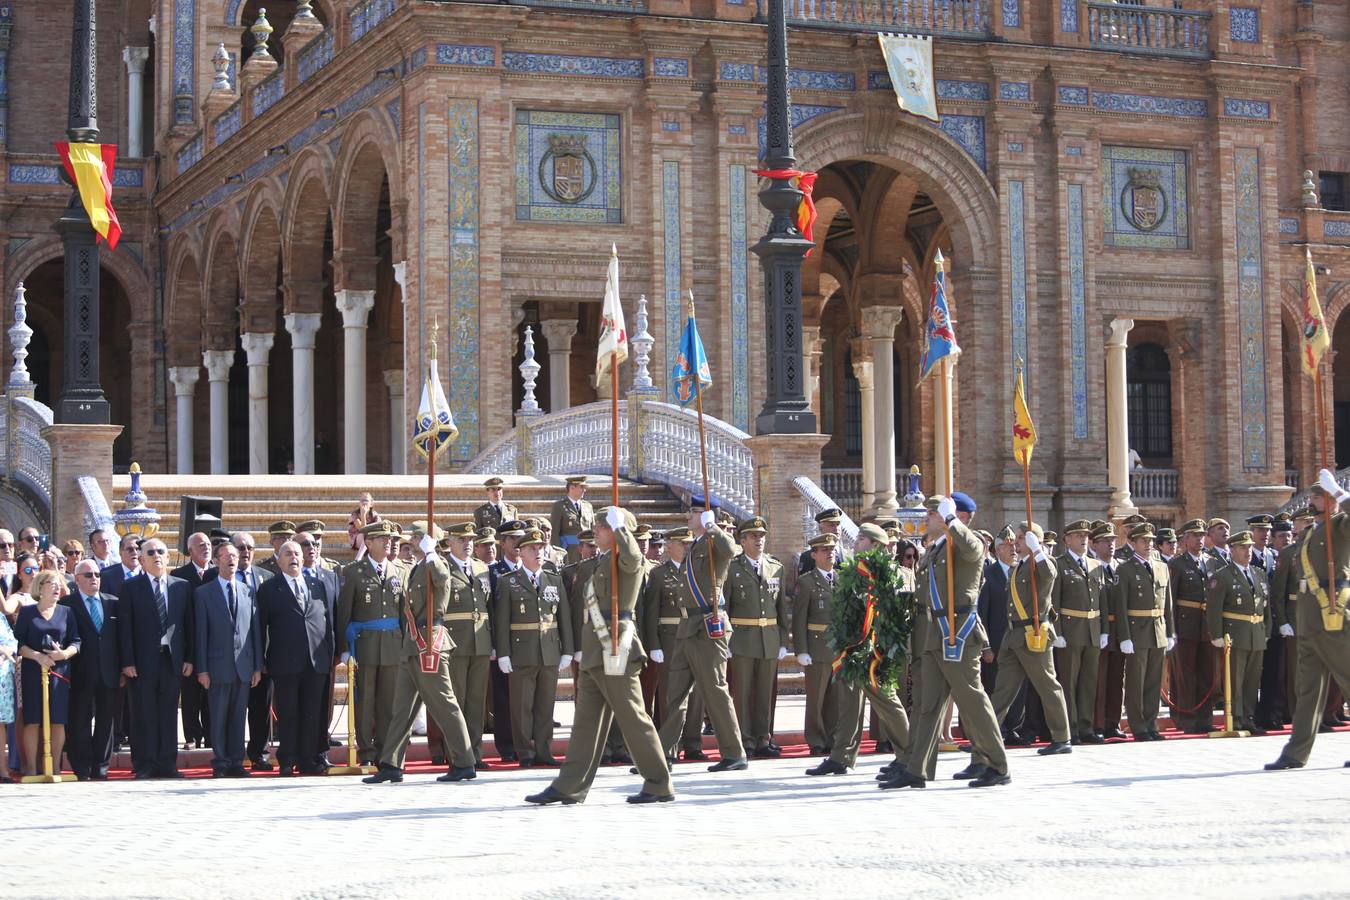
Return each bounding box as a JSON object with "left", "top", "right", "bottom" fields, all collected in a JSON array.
[
  {"left": 1205, "top": 542, "right": 1269, "bottom": 732},
  {"left": 335, "top": 543, "right": 411, "bottom": 763},
  {"left": 1111, "top": 528, "right": 1175, "bottom": 739},
  {"left": 726, "top": 522, "right": 788, "bottom": 755},
  {"left": 1052, "top": 532, "right": 1107, "bottom": 742},
  {"left": 443, "top": 548, "right": 494, "bottom": 763},
  {"left": 547, "top": 514, "right": 673, "bottom": 802},
  {"left": 638, "top": 545, "right": 705, "bottom": 757},
  {"left": 904, "top": 512, "right": 1008, "bottom": 783},
  {"left": 565, "top": 550, "right": 629, "bottom": 762},
  {"left": 375, "top": 550, "right": 476, "bottom": 774},
  {"left": 473, "top": 478, "right": 519, "bottom": 533},
  {"left": 977, "top": 549, "right": 1072, "bottom": 762},
  {"left": 1167, "top": 520, "right": 1218, "bottom": 733},
  {"left": 549, "top": 479, "right": 595, "bottom": 565},
  {"left": 791, "top": 561, "right": 838, "bottom": 753},
  {"left": 494, "top": 546, "right": 575, "bottom": 764},
  {"left": 655, "top": 521, "right": 746, "bottom": 763}
]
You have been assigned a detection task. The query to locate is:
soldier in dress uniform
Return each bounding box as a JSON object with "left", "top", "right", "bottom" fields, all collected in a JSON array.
[
  {"left": 487, "top": 519, "right": 529, "bottom": 763},
  {"left": 1261, "top": 517, "right": 1300, "bottom": 730},
  {"left": 441, "top": 522, "right": 494, "bottom": 768},
  {"left": 1090, "top": 523, "right": 1127, "bottom": 740},
  {"left": 1205, "top": 530, "right": 1270, "bottom": 734},
  {"left": 474, "top": 477, "right": 518, "bottom": 532},
  {"left": 538, "top": 519, "right": 567, "bottom": 571},
  {"left": 644, "top": 530, "right": 666, "bottom": 563},
  {"left": 725, "top": 517, "right": 788, "bottom": 759},
  {"left": 1053, "top": 520, "right": 1108, "bottom": 745},
  {"left": 1113, "top": 515, "right": 1148, "bottom": 562},
  {"left": 1167, "top": 518, "right": 1217, "bottom": 734},
  {"left": 549, "top": 476, "right": 594, "bottom": 565},
  {"left": 1205, "top": 518, "right": 1232, "bottom": 563},
  {"left": 362, "top": 522, "right": 478, "bottom": 785},
  {"left": 494, "top": 528, "right": 575, "bottom": 766},
  {"left": 1248, "top": 515, "right": 1277, "bottom": 573},
  {"left": 528, "top": 506, "right": 675, "bottom": 806},
  {"left": 882, "top": 496, "right": 1009, "bottom": 790},
  {"left": 638, "top": 527, "right": 706, "bottom": 759},
  {"left": 1111, "top": 523, "right": 1176, "bottom": 741},
  {"left": 633, "top": 523, "right": 653, "bottom": 559},
  {"left": 808, "top": 523, "right": 911, "bottom": 776},
  {"left": 792, "top": 533, "right": 840, "bottom": 756},
  {"left": 473, "top": 528, "right": 498, "bottom": 567},
  {"left": 654, "top": 507, "right": 748, "bottom": 771},
  {"left": 562, "top": 528, "right": 630, "bottom": 765},
  {"left": 1155, "top": 528, "right": 1176, "bottom": 563},
  {"left": 798, "top": 508, "right": 845, "bottom": 575},
  {"left": 257, "top": 521, "right": 297, "bottom": 575},
  {"left": 296, "top": 520, "right": 342, "bottom": 572},
  {"left": 1267, "top": 473, "right": 1350, "bottom": 770},
  {"left": 335, "top": 521, "right": 409, "bottom": 764}
]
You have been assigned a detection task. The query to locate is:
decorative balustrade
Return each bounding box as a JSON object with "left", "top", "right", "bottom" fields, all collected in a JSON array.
[
  {"left": 1130, "top": 466, "right": 1179, "bottom": 505},
  {"left": 787, "top": 0, "right": 989, "bottom": 36},
  {"left": 78, "top": 475, "right": 116, "bottom": 539},
  {"left": 297, "top": 30, "right": 335, "bottom": 84},
  {"left": 350, "top": 0, "right": 397, "bottom": 42},
  {"left": 1087, "top": 2, "right": 1210, "bottom": 59},
  {"left": 175, "top": 132, "right": 203, "bottom": 175},
  {"left": 11, "top": 396, "right": 52, "bottom": 514},
  {"left": 212, "top": 100, "right": 243, "bottom": 146},
  {"left": 1285, "top": 469, "right": 1299, "bottom": 491},
  {"left": 252, "top": 68, "right": 285, "bottom": 118},
  {"left": 793, "top": 476, "right": 858, "bottom": 555},
  {"left": 513, "top": 0, "right": 647, "bottom": 11}
]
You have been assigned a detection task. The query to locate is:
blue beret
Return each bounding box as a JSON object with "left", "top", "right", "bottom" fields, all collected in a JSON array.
[
  {"left": 688, "top": 495, "right": 720, "bottom": 511},
  {"left": 951, "top": 492, "right": 977, "bottom": 513}
]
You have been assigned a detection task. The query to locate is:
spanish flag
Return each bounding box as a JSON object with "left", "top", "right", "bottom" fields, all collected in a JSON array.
[
  {"left": 1012, "top": 368, "right": 1037, "bottom": 466},
  {"left": 56, "top": 142, "right": 122, "bottom": 250},
  {"left": 1302, "top": 246, "right": 1330, "bottom": 377}
]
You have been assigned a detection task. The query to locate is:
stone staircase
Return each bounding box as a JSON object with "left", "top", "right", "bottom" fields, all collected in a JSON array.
[{"left": 113, "top": 474, "right": 688, "bottom": 563}]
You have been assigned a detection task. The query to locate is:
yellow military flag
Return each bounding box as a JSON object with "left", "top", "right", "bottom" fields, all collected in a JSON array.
[
  {"left": 1012, "top": 368, "right": 1037, "bottom": 466},
  {"left": 1302, "top": 246, "right": 1330, "bottom": 376}
]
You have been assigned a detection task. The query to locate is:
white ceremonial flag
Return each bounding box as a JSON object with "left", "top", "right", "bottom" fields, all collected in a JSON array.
[
  {"left": 877, "top": 33, "right": 939, "bottom": 123},
  {"left": 596, "top": 243, "right": 629, "bottom": 381}
]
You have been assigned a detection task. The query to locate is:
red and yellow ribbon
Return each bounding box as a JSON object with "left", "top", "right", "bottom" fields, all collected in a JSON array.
[
  {"left": 831, "top": 558, "right": 883, "bottom": 690},
  {"left": 752, "top": 168, "right": 819, "bottom": 255}
]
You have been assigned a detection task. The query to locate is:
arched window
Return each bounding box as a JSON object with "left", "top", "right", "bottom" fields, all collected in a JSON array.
[{"left": 1127, "top": 342, "right": 1172, "bottom": 463}]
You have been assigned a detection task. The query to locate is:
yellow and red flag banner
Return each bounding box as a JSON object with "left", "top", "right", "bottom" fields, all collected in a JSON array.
[
  {"left": 56, "top": 142, "right": 122, "bottom": 250},
  {"left": 1302, "top": 246, "right": 1330, "bottom": 377},
  {"left": 752, "top": 168, "right": 818, "bottom": 255},
  {"left": 1012, "top": 368, "right": 1037, "bottom": 466}
]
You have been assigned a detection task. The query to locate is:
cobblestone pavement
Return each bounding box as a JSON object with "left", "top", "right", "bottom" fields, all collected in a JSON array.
[{"left": 26, "top": 732, "right": 1350, "bottom": 899}]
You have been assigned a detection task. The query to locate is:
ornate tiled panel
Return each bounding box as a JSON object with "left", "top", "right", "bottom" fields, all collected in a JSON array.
[
  {"left": 663, "top": 160, "right": 682, "bottom": 403},
  {"left": 447, "top": 98, "right": 481, "bottom": 461},
  {"left": 653, "top": 58, "right": 690, "bottom": 78},
  {"left": 514, "top": 110, "right": 622, "bottom": 223},
  {"left": 1233, "top": 147, "right": 1267, "bottom": 470},
  {"left": 436, "top": 44, "right": 496, "bottom": 67},
  {"left": 1058, "top": 86, "right": 1089, "bottom": 106},
  {"left": 1229, "top": 6, "right": 1259, "bottom": 42},
  {"left": 1093, "top": 91, "right": 1208, "bottom": 118},
  {"left": 938, "top": 115, "right": 986, "bottom": 171},
  {"left": 999, "top": 81, "right": 1031, "bottom": 102},
  {"left": 1067, "top": 183, "right": 1088, "bottom": 439},
  {"left": 1008, "top": 179, "right": 1027, "bottom": 378},
  {"left": 729, "top": 164, "right": 749, "bottom": 431},
  {"left": 504, "top": 52, "right": 643, "bottom": 78},
  {"left": 1223, "top": 98, "right": 1271, "bottom": 120},
  {"left": 173, "top": 0, "right": 195, "bottom": 124},
  {"left": 1101, "top": 145, "right": 1189, "bottom": 249}
]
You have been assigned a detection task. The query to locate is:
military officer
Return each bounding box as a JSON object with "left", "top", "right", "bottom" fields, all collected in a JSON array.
[
  {"left": 441, "top": 522, "right": 494, "bottom": 767},
  {"left": 549, "top": 476, "right": 594, "bottom": 565},
  {"left": 333, "top": 521, "right": 408, "bottom": 764},
  {"left": 1155, "top": 528, "right": 1177, "bottom": 563},
  {"left": 474, "top": 477, "right": 518, "bottom": 532},
  {"left": 362, "top": 522, "right": 478, "bottom": 784},
  {"left": 487, "top": 519, "right": 528, "bottom": 763},
  {"left": 633, "top": 523, "right": 653, "bottom": 559},
  {"left": 883, "top": 496, "right": 1009, "bottom": 790},
  {"left": 638, "top": 527, "right": 706, "bottom": 759},
  {"left": 654, "top": 507, "right": 748, "bottom": 771},
  {"left": 1205, "top": 530, "right": 1270, "bottom": 734},
  {"left": 725, "top": 517, "right": 788, "bottom": 758},
  {"left": 1267, "top": 472, "right": 1350, "bottom": 770},
  {"left": 494, "top": 528, "right": 575, "bottom": 766},
  {"left": 1168, "top": 519, "right": 1217, "bottom": 734},
  {"left": 1248, "top": 514, "right": 1277, "bottom": 573},
  {"left": 962, "top": 521, "right": 1073, "bottom": 775},
  {"left": 792, "top": 533, "right": 839, "bottom": 755},
  {"left": 528, "top": 506, "right": 675, "bottom": 805},
  {"left": 1113, "top": 515, "right": 1149, "bottom": 562},
  {"left": 1091, "top": 523, "right": 1127, "bottom": 740},
  {"left": 797, "top": 508, "right": 845, "bottom": 575},
  {"left": 562, "top": 528, "right": 630, "bottom": 764},
  {"left": 1053, "top": 520, "right": 1108, "bottom": 745},
  {"left": 1112, "top": 523, "right": 1175, "bottom": 740},
  {"left": 1260, "top": 517, "right": 1300, "bottom": 730},
  {"left": 257, "top": 521, "right": 296, "bottom": 575},
  {"left": 808, "top": 523, "right": 912, "bottom": 776},
  {"left": 1205, "top": 518, "right": 1232, "bottom": 563},
  {"left": 296, "top": 520, "right": 342, "bottom": 572},
  {"left": 538, "top": 519, "right": 567, "bottom": 571},
  {"left": 473, "top": 528, "right": 497, "bottom": 567}
]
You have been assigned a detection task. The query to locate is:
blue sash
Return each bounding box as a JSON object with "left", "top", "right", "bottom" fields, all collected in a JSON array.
[
  {"left": 684, "top": 560, "right": 726, "bottom": 638},
  {"left": 928, "top": 553, "right": 978, "bottom": 662},
  {"left": 560, "top": 535, "right": 580, "bottom": 548},
  {"left": 346, "top": 617, "right": 400, "bottom": 662}
]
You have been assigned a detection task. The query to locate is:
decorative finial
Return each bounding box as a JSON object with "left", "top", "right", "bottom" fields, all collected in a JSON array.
[
  {"left": 211, "top": 42, "right": 231, "bottom": 91},
  {"left": 428, "top": 319, "right": 439, "bottom": 361},
  {"left": 8, "top": 281, "right": 32, "bottom": 388},
  {"left": 251, "top": 8, "right": 274, "bottom": 59},
  {"left": 1302, "top": 170, "right": 1319, "bottom": 208},
  {"left": 687, "top": 288, "right": 696, "bottom": 318},
  {"left": 629, "top": 293, "right": 656, "bottom": 394},
  {"left": 934, "top": 248, "right": 946, "bottom": 272},
  {"left": 295, "top": 0, "right": 317, "bottom": 20},
  {"left": 518, "top": 325, "right": 542, "bottom": 417},
  {"left": 115, "top": 461, "right": 161, "bottom": 539}
]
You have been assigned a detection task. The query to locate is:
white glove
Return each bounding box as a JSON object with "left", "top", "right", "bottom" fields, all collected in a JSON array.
[
  {"left": 1166, "top": 636, "right": 1177, "bottom": 652},
  {"left": 558, "top": 654, "right": 573, "bottom": 672},
  {"left": 937, "top": 497, "right": 957, "bottom": 521},
  {"left": 606, "top": 506, "right": 625, "bottom": 531},
  {"left": 1318, "top": 468, "right": 1348, "bottom": 503},
  {"left": 1098, "top": 633, "right": 1110, "bottom": 650},
  {"left": 1211, "top": 638, "right": 1224, "bottom": 648},
  {"left": 1024, "top": 531, "right": 1041, "bottom": 554},
  {"left": 1280, "top": 623, "right": 1295, "bottom": 638},
  {"left": 418, "top": 534, "right": 437, "bottom": 555},
  {"left": 725, "top": 646, "right": 733, "bottom": 658},
  {"left": 497, "top": 656, "right": 513, "bottom": 674},
  {"left": 777, "top": 646, "right": 789, "bottom": 661},
  {"left": 339, "top": 652, "right": 351, "bottom": 665},
  {"left": 797, "top": 653, "right": 813, "bottom": 667},
  {"left": 700, "top": 510, "right": 716, "bottom": 529},
  {"left": 1119, "top": 639, "right": 1135, "bottom": 655},
  {"left": 650, "top": 649, "right": 665, "bottom": 664},
  {"left": 1052, "top": 635, "right": 1067, "bottom": 649}
]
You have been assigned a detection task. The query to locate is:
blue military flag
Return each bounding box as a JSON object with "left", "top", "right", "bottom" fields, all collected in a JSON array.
[
  {"left": 918, "top": 249, "right": 961, "bottom": 384},
  {"left": 412, "top": 332, "right": 459, "bottom": 460},
  {"left": 671, "top": 292, "right": 712, "bottom": 407}
]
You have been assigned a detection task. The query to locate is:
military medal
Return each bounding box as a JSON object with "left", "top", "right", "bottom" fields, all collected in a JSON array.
[{"left": 520, "top": 601, "right": 526, "bottom": 615}]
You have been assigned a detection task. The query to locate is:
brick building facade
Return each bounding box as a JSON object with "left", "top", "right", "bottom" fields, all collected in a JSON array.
[{"left": 3, "top": 0, "right": 1350, "bottom": 527}]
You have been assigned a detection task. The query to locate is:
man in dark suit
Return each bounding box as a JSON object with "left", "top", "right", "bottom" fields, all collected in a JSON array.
[
  {"left": 99, "top": 533, "right": 144, "bottom": 598},
  {"left": 297, "top": 529, "right": 342, "bottom": 760},
  {"left": 117, "top": 537, "right": 193, "bottom": 779},
  {"left": 62, "top": 560, "right": 121, "bottom": 780},
  {"left": 195, "top": 541, "right": 262, "bottom": 777},
  {"left": 172, "top": 532, "right": 213, "bottom": 752},
  {"left": 215, "top": 532, "right": 276, "bottom": 771},
  {"left": 978, "top": 529, "right": 1018, "bottom": 739},
  {"left": 256, "top": 539, "right": 334, "bottom": 776}
]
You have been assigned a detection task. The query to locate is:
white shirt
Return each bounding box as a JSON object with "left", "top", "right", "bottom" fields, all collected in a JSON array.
[{"left": 449, "top": 552, "right": 472, "bottom": 577}]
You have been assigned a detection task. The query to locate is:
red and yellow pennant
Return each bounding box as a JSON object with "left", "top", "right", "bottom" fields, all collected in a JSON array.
[
  {"left": 1302, "top": 246, "right": 1330, "bottom": 377},
  {"left": 56, "top": 142, "right": 122, "bottom": 250},
  {"left": 752, "top": 168, "right": 819, "bottom": 255},
  {"left": 1012, "top": 368, "right": 1037, "bottom": 467}
]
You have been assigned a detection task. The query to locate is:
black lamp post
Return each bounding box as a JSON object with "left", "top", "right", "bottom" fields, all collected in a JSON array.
[
  {"left": 751, "top": 0, "right": 815, "bottom": 435},
  {"left": 53, "top": 0, "right": 109, "bottom": 425}
]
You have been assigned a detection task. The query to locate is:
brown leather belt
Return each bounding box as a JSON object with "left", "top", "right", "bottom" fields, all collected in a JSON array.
[
  {"left": 731, "top": 617, "right": 775, "bottom": 627},
  {"left": 1222, "top": 612, "right": 1263, "bottom": 624},
  {"left": 1058, "top": 608, "right": 1099, "bottom": 619},
  {"left": 1127, "top": 608, "right": 1163, "bottom": 617},
  {"left": 1177, "top": 599, "right": 1205, "bottom": 610},
  {"left": 510, "top": 622, "right": 557, "bottom": 631}
]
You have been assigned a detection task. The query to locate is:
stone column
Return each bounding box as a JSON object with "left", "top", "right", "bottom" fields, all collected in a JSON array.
[
  {"left": 202, "top": 349, "right": 233, "bottom": 475},
  {"left": 285, "top": 312, "right": 322, "bottom": 475},
  {"left": 384, "top": 368, "right": 406, "bottom": 475},
  {"left": 864, "top": 307, "right": 905, "bottom": 515},
  {"left": 539, "top": 319, "right": 578, "bottom": 412},
  {"left": 335, "top": 290, "right": 375, "bottom": 474},
  {"left": 1105, "top": 317, "right": 1138, "bottom": 518},
  {"left": 241, "top": 332, "right": 274, "bottom": 475},
  {"left": 122, "top": 47, "right": 149, "bottom": 157},
  {"left": 850, "top": 339, "right": 876, "bottom": 511},
  {"left": 167, "top": 366, "right": 199, "bottom": 475},
  {"left": 745, "top": 434, "right": 832, "bottom": 564},
  {"left": 803, "top": 325, "right": 824, "bottom": 430}
]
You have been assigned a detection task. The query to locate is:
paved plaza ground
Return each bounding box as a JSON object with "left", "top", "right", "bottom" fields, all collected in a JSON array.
[{"left": 23, "top": 730, "right": 1350, "bottom": 898}]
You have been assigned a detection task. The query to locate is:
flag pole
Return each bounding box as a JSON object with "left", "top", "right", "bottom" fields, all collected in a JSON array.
[
  {"left": 688, "top": 292, "right": 720, "bottom": 616},
  {"left": 940, "top": 355, "right": 955, "bottom": 646},
  {"left": 1017, "top": 363, "right": 1041, "bottom": 638},
  {"left": 610, "top": 332, "right": 621, "bottom": 658},
  {"left": 425, "top": 320, "right": 438, "bottom": 657},
  {"left": 1307, "top": 246, "right": 1338, "bottom": 627}
]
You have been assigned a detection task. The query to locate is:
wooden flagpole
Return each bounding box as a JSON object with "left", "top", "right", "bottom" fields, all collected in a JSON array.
[
  {"left": 688, "top": 295, "right": 720, "bottom": 615},
  {"left": 610, "top": 351, "right": 621, "bottom": 657},
  {"left": 425, "top": 322, "right": 438, "bottom": 661},
  {"left": 1316, "top": 363, "right": 1336, "bottom": 612},
  {"left": 940, "top": 356, "right": 955, "bottom": 646},
  {"left": 1018, "top": 364, "right": 1041, "bottom": 637}
]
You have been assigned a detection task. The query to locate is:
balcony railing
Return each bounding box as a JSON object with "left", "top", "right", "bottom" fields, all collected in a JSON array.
[
  {"left": 1131, "top": 467, "right": 1179, "bottom": 505},
  {"left": 1087, "top": 2, "right": 1210, "bottom": 59},
  {"left": 514, "top": 0, "right": 647, "bottom": 10},
  {"left": 787, "top": 0, "right": 989, "bottom": 36}
]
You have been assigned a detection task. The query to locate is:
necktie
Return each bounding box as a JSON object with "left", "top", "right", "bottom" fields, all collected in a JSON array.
[
  {"left": 154, "top": 580, "right": 168, "bottom": 635},
  {"left": 825, "top": 572, "right": 834, "bottom": 585},
  {"left": 294, "top": 578, "right": 306, "bottom": 608},
  {"left": 226, "top": 582, "right": 237, "bottom": 620},
  {"left": 1244, "top": 569, "right": 1255, "bottom": 592},
  {"left": 87, "top": 596, "right": 103, "bottom": 633}
]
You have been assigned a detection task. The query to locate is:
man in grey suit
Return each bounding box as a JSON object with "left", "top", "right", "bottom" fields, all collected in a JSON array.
[
  {"left": 298, "top": 530, "right": 342, "bottom": 760},
  {"left": 194, "top": 542, "right": 262, "bottom": 777}
]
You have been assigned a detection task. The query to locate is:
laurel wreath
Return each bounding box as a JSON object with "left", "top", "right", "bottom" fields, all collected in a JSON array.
[{"left": 825, "top": 548, "right": 914, "bottom": 693}]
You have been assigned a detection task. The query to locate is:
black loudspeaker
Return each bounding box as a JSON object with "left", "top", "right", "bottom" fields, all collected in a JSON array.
[{"left": 178, "top": 496, "right": 224, "bottom": 554}]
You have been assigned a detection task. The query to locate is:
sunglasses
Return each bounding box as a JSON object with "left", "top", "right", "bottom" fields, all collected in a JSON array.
[
  {"left": 65, "top": 549, "right": 81, "bottom": 556},
  {"left": 0, "top": 543, "right": 13, "bottom": 549},
  {"left": 21, "top": 566, "right": 38, "bottom": 575},
  {"left": 77, "top": 572, "right": 100, "bottom": 580},
  {"left": 297, "top": 541, "right": 316, "bottom": 548},
  {"left": 20, "top": 536, "right": 37, "bottom": 543},
  {"left": 143, "top": 548, "right": 168, "bottom": 556}
]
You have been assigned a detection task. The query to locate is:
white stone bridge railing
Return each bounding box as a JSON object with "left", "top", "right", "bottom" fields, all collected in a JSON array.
[{"left": 0, "top": 284, "right": 55, "bottom": 529}]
